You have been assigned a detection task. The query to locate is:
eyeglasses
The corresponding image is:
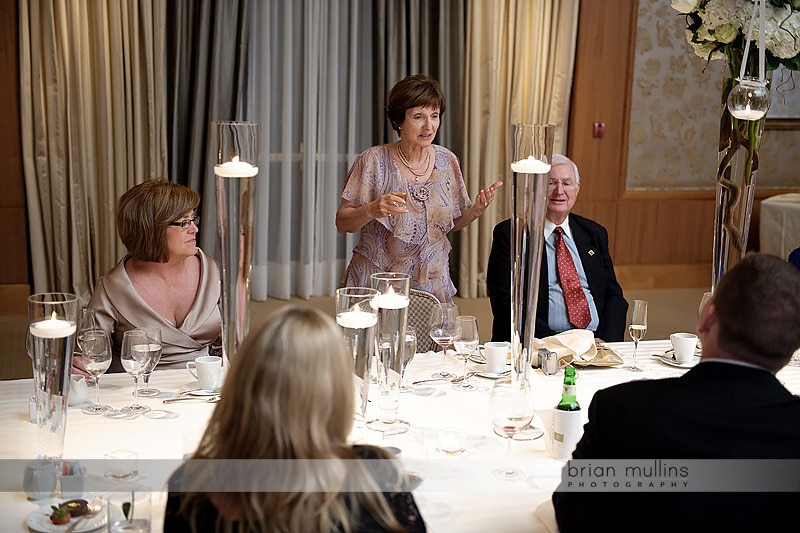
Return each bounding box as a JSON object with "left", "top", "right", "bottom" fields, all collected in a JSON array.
[
  {"left": 168, "top": 216, "right": 200, "bottom": 230},
  {"left": 548, "top": 179, "right": 578, "bottom": 190}
]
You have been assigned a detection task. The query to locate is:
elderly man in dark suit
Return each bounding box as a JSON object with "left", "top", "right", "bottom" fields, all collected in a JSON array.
[
  {"left": 487, "top": 154, "right": 627, "bottom": 342},
  {"left": 552, "top": 253, "right": 800, "bottom": 531}
]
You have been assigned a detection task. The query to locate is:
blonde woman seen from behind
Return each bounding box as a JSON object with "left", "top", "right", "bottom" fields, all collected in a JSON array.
[{"left": 165, "top": 307, "right": 426, "bottom": 532}]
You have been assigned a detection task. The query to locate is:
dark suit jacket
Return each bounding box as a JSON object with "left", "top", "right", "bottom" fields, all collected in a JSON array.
[
  {"left": 486, "top": 215, "right": 627, "bottom": 342},
  {"left": 552, "top": 362, "right": 800, "bottom": 532}
]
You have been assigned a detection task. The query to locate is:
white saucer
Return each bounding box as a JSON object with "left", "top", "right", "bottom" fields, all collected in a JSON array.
[
  {"left": 468, "top": 352, "right": 486, "bottom": 364},
  {"left": 27, "top": 504, "right": 106, "bottom": 533},
  {"left": 657, "top": 353, "right": 700, "bottom": 368},
  {"left": 471, "top": 363, "right": 512, "bottom": 379},
  {"left": 181, "top": 382, "right": 221, "bottom": 396}
]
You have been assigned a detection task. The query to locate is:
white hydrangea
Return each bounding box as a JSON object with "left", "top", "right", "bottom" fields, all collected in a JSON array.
[{"left": 755, "top": 7, "right": 800, "bottom": 58}]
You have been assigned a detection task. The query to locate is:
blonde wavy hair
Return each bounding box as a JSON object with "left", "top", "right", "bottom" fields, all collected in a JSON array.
[{"left": 179, "top": 306, "right": 406, "bottom": 532}]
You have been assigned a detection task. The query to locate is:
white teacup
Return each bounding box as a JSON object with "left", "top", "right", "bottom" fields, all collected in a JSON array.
[
  {"left": 483, "top": 341, "right": 509, "bottom": 373},
  {"left": 187, "top": 355, "right": 222, "bottom": 391},
  {"left": 670, "top": 332, "right": 698, "bottom": 363},
  {"left": 68, "top": 375, "right": 88, "bottom": 406}
]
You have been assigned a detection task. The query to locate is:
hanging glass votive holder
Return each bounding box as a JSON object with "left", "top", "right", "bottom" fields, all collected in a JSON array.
[{"left": 727, "top": 77, "right": 771, "bottom": 121}]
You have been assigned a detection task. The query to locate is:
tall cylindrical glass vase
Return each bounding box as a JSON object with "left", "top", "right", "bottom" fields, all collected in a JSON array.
[
  {"left": 212, "top": 121, "right": 260, "bottom": 362},
  {"left": 335, "top": 287, "right": 379, "bottom": 424},
  {"left": 509, "top": 123, "right": 554, "bottom": 385},
  {"left": 368, "top": 272, "right": 410, "bottom": 434},
  {"left": 28, "top": 293, "right": 79, "bottom": 461}
]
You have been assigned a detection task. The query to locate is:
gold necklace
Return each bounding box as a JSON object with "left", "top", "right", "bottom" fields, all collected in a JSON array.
[{"left": 396, "top": 142, "right": 431, "bottom": 181}]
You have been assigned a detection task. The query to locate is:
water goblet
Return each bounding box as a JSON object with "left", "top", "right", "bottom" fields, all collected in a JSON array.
[
  {"left": 489, "top": 378, "right": 535, "bottom": 480},
  {"left": 626, "top": 300, "right": 647, "bottom": 372},
  {"left": 120, "top": 329, "right": 151, "bottom": 414},
  {"left": 400, "top": 326, "right": 416, "bottom": 392},
  {"left": 428, "top": 302, "right": 461, "bottom": 379},
  {"left": 452, "top": 316, "right": 479, "bottom": 392},
  {"left": 135, "top": 327, "right": 163, "bottom": 397},
  {"left": 79, "top": 329, "right": 113, "bottom": 415}
]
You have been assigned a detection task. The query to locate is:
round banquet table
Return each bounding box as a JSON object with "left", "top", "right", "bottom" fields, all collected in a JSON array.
[
  {"left": 760, "top": 192, "right": 800, "bottom": 259},
  {"left": 3, "top": 340, "right": 800, "bottom": 532}
]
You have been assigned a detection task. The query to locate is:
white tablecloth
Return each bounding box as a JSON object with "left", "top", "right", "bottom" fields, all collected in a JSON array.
[
  {"left": 760, "top": 193, "right": 800, "bottom": 258},
  {"left": 3, "top": 341, "right": 800, "bottom": 532}
]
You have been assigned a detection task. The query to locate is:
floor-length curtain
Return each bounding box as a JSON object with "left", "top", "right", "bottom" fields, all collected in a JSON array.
[
  {"left": 165, "top": 0, "right": 255, "bottom": 250},
  {"left": 19, "top": 0, "right": 167, "bottom": 301},
  {"left": 459, "top": 0, "right": 579, "bottom": 298}
]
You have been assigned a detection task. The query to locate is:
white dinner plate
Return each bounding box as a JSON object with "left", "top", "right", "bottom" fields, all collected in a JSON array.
[
  {"left": 26, "top": 504, "right": 106, "bottom": 533},
  {"left": 657, "top": 353, "right": 700, "bottom": 369},
  {"left": 180, "top": 382, "right": 222, "bottom": 396}
]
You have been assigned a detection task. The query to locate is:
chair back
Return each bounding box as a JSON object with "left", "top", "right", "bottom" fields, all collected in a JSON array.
[{"left": 408, "top": 289, "right": 441, "bottom": 353}]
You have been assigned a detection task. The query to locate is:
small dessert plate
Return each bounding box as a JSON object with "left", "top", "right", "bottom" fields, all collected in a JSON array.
[
  {"left": 26, "top": 503, "right": 106, "bottom": 533},
  {"left": 471, "top": 363, "right": 512, "bottom": 379}
]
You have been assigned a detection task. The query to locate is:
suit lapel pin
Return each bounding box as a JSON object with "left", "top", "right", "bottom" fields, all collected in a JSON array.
[{"left": 588, "top": 250, "right": 595, "bottom": 256}]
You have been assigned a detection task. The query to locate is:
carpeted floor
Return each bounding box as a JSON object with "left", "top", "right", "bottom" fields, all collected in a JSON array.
[{"left": 1, "top": 287, "right": 707, "bottom": 381}]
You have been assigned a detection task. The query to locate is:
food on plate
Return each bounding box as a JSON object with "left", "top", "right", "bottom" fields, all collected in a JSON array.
[
  {"left": 63, "top": 498, "right": 90, "bottom": 516},
  {"left": 49, "top": 504, "right": 71, "bottom": 525}
]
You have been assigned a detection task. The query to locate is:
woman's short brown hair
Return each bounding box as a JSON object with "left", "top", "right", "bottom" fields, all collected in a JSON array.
[
  {"left": 386, "top": 74, "right": 447, "bottom": 134},
  {"left": 117, "top": 180, "right": 200, "bottom": 263}
]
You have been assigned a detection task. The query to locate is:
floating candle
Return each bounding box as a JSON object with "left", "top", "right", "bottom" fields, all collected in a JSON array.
[
  {"left": 511, "top": 156, "right": 551, "bottom": 174},
  {"left": 731, "top": 105, "right": 766, "bottom": 121},
  {"left": 375, "top": 292, "right": 409, "bottom": 309},
  {"left": 214, "top": 156, "right": 259, "bottom": 178},
  {"left": 336, "top": 310, "right": 378, "bottom": 329},
  {"left": 30, "top": 313, "right": 77, "bottom": 338}
]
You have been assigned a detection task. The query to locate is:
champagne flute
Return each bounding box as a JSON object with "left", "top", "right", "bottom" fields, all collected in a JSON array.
[
  {"left": 428, "top": 302, "right": 461, "bottom": 379},
  {"left": 489, "top": 379, "right": 535, "bottom": 480},
  {"left": 626, "top": 299, "right": 647, "bottom": 372},
  {"left": 120, "top": 329, "right": 151, "bottom": 414},
  {"left": 452, "top": 316, "right": 479, "bottom": 392},
  {"left": 80, "top": 329, "right": 113, "bottom": 415},
  {"left": 400, "top": 326, "right": 416, "bottom": 392},
  {"left": 135, "top": 327, "right": 163, "bottom": 397}
]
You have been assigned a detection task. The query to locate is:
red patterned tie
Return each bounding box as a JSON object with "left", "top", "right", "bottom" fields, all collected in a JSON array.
[{"left": 554, "top": 227, "right": 591, "bottom": 329}]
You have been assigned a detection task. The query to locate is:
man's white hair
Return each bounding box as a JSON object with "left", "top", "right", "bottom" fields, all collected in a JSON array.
[{"left": 551, "top": 154, "right": 580, "bottom": 185}]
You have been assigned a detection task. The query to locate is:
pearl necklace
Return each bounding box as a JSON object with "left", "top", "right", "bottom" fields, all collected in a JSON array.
[{"left": 396, "top": 142, "right": 431, "bottom": 182}]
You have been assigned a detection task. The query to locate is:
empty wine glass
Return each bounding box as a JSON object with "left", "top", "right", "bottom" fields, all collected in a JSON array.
[
  {"left": 452, "top": 316, "right": 479, "bottom": 392},
  {"left": 626, "top": 299, "right": 648, "bottom": 372},
  {"left": 489, "top": 379, "right": 535, "bottom": 481},
  {"left": 135, "top": 327, "right": 163, "bottom": 397},
  {"left": 428, "top": 302, "right": 461, "bottom": 379},
  {"left": 80, "top": 329, "right": 113, "bottom": 415},
  {"left": 120, "top": 329, "right": 152, "bottom": 414},
  {"left": 400, "top": 326, "right": 416, "bottom": 392},
  {"left": 698, "top": 291, "right": 712, "bottom": 318},
  {"left": 77, "top": 308, "right": 97, "bottom": 383}
]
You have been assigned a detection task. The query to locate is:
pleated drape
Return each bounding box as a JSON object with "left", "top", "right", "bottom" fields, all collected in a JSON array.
[{"left": 19, "top": 0, "right": 167, "bottom": 301}]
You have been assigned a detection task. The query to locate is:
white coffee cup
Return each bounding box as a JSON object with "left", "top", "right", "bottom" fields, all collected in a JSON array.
[
  {"left": 186, "top": 355, "right": 222, "bottom": 391},
  {"left": 483, "top": 341, "right": 509, "bottom": 373},
  {"left": 68, "top": 375, "right": 88, "bottom": 406},
  {"left": 670, "top": 332, "right": 698, "bottom": 363}
]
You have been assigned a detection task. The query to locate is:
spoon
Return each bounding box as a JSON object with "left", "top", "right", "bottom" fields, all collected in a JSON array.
[
  {"left": 163, "top": 395, "right": 221, "bottom": 404},
  {"left": 412, "top": 372, "right": 475, "bottom": 385}
]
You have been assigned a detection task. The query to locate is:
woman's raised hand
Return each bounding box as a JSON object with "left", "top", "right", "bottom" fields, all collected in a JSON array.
[{"left": 475, "top": 181, "right": 503, "bottom": 211}]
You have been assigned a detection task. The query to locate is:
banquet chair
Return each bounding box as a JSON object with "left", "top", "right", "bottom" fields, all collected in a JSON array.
[
  {"left": 408, "top": 289, "right": 440, "bottom": 353},
  {"left": 789, "top": 247, "right": 800, "bottom": 271}
]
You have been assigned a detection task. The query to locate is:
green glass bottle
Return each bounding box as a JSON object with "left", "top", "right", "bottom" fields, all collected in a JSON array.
[{"left": 556, "top": 365, "right": 580, "bottom": 411}]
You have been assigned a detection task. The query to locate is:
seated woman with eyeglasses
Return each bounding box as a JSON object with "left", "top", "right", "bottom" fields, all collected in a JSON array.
[
  {"left": 165, "top": 306, "right": 426, "bottom": 532},
  {"left": 73, "top": 179, "right": 222, "bottom": 375}
]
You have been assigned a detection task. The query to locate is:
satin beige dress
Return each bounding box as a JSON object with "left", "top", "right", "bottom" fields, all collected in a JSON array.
[{"left": 89, "top": 248, "right": 222, "bottom": 372}]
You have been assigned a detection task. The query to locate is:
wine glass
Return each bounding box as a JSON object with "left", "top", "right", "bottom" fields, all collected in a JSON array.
[
  {"left": 489, "top": 379, "right": 535, "bottom": 481},
  {"left": 135, "top": 327, "right": 163, "bottom": 397},
  {"left": 77, "top": 308, "right": 97, "bottom": 383},
  {"left": 79, "top": 330, "right": 113, "bottom": 415},
  {"left": 400, "top": 326, "right": 416, "bottom": 392},
  {"left": 428, "top": 302, "right": 461, "bottom": 379},
  {"left": 120, "top": 329, "right": 152, "bottom": 414},
  {"left": 452, "top": 316, "right": 479, "bottom": 392},
  {"left": 626, "top": 299, "right": 648, "bottom": 372}
]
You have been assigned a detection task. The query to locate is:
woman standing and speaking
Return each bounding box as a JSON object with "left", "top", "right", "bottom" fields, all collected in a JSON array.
[{"left": 336, "top": 74, "right": 502, "bottom": 303}]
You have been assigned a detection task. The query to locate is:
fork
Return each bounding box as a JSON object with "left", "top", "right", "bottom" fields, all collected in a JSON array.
[
  {"left": 163, "top": 395, "right": 221, "bottom": 404},
  {"left": 65, "top": 497, "right": 102, "bottom": 533}
]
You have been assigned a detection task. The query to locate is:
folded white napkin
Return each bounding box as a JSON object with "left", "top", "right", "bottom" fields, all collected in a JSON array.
[{"left": 534, "top": 329, "right": 597, "bottom": 361}]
